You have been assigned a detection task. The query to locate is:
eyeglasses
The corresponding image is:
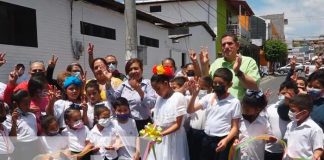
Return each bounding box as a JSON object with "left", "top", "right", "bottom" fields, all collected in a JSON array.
[{"left": 246, "top": 89, "right": 264, "bottom": 98}]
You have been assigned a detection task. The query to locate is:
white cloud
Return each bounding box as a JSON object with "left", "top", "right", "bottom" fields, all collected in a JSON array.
[{"left": 247, "top": 0, "right": 324, "bottom": 41}]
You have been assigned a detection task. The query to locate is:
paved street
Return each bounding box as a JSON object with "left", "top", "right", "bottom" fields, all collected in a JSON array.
[{"left": 260, "top": 75, "right": 286, "bottom": 105}]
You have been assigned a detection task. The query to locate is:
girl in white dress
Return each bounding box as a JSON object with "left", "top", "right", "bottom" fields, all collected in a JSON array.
[{"left": 148, "top": 65, "right": 189, "bottom": 160}]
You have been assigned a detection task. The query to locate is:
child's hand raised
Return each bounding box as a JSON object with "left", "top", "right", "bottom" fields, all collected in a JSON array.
[
  {"left": 80, "top": 95, "right": 88, "bottom": 113},
  {"left": 48, "top": 85, "right": 61, "bottom": 103},
  {"left": 12, "top": 108, "right": 19, "bottom": 123},
  {"left": 187, "top": 77, "right": 200, "bottom": 96}
]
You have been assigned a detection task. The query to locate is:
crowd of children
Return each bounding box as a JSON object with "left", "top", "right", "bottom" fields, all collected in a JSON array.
[{"left": 0, "top": 44, "right": 323, "bottom": 160}]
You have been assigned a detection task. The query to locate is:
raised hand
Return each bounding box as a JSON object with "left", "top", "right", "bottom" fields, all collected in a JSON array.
[
  {"left": 11, "top": 108, "right": 19, "bottom": 124},
  {"left": 0, "top": 52, "right": 6, "bottom": 67},
  {"left": 290, "top": 56, "right": 297, "bottom": 70},
  {"left": 48, "top": 55, "right": 58, "bottom": 68},
  {"left": 199, "top": 46, "right": 209, "bottom": 64},
  {"left": 101, "top": 66, "right": 112, "bottom": 81},
  {"left": 87, "top": 43, "right": 94, "bottom": 55},
  {"left": 80, "top": 94, "right": 88, "bottom": 113},
  {"left": 8, "top": 69, "right": 19, "bottom": 85},
  {"left": 81, "top": 71, "right": 87, "bottom": 85},
  {"left": 233, "top": 54, "right": 242, "bottom": 74},
  {"left": 189, "top": 49, "right": 197, "bottom": 62},
  {"left": 187, "top": 77, "right": 200, "bottom": 96},
  {"left": 48, "top": 85, "right": 61, "bottom": 103}
]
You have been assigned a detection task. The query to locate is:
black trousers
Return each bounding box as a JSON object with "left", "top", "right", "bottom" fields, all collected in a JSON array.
[
  {"left": 187, "top": 127, "right": 205, "bottom": 160},
  {"left": 199, "top": 133, "right": 234, "bottom": 160},
  {"left": 135, "top": 118, "right": 152, "bottom": 132},
  {"left": 264, "top": 150, "right": 284, "bottom": 160}
]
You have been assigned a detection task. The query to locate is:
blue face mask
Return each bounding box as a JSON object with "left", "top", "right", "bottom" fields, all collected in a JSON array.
[{"left": 307, "top": 88, "right": 323, "bottom": 99}]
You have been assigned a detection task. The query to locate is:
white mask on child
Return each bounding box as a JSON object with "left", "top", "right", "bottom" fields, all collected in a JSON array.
[
  {"left": 73, "top": 120, "right": 84, "bottom": 129},
  {"left": 98, "top": 118, "right": 111, "bottom": 127},
  {"left": 288, "top": 110, "right": 306, "bottom": 122}
]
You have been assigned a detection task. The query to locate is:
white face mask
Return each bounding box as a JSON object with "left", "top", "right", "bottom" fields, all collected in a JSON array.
[
  {"left": 288, "top": 110, "right": 305, "bottom": 122},
  {"left": 98, "top": 118, "right": 111, "bottom": 127},
  {"left": 278, "top": 94, "right": 285, "bottom": 104},
  {"left": 73, "top": 120, "right": 84, "bottom": 129},
  {"left": 288, "top": 111, "right": 297, "bottom": 122},
  {"left": 108, "top": 63, "right": 116, "bottom": 72}
]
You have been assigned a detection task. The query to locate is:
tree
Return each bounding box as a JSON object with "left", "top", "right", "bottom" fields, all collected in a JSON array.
[{"left": 264, "top": 40, "right": 288, "bottom": 73}]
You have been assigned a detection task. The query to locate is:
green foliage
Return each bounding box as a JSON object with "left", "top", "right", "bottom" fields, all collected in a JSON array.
[{"left": 264, "top": 40, "right": 288, "bottom": 62}]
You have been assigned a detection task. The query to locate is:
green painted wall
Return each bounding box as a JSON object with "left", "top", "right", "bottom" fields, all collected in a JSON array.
[{"left": 216, "top": 0, "right": 227, "bottom": 56}]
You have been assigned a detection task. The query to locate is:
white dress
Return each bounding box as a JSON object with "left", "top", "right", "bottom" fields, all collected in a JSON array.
[{"left": 148, "top": 92, "right": 189, "bottom": 160}]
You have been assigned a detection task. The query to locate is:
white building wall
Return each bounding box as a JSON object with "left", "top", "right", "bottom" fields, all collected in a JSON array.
[
  {"left": 0, "top": 0, "right": 216, "bottom": 82},
  {"left": 167, "top": 25, "right": 216, "bottom": 70},
  {"left": 0, "top": 0, "right": 172, "bottom": 81},
  {"left": 136, "top": 0, "right": 217, "bottom": 31},
  {"left": 0, "top": 0, "right": 73, "bottom": 83}
]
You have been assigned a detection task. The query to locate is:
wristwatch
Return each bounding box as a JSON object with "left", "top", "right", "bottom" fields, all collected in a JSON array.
[{"left": 235, "top": 70, "right": 244, "bottom": 78}]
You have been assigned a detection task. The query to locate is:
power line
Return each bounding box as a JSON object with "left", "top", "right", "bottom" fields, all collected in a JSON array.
[
  {"left": 194, "top": 1, "right": 216, "bottom": 19},
  {"left": 199, "top": 0, "right": 227, "bottom": 19},
  {"left": 177, "top": 2, "right": 201, "bottom": 22}
]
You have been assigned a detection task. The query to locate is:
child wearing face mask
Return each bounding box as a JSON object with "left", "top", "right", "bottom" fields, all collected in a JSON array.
[
  {"left": 0, "top": 101, "right": 17, "bottom": 160},
  {"left": 309, "top": 69, "right": 324, "bottom": 131},
  {"left": 284, "top": 94, "right": 323, "bottom": 159},
  {"left": 47, "top": 76, "right": 88, "bottom": 129},
  {"left": 112, "top": 97, "right": 140, "bottom": 160},
  {"left": 87, "top": 105, "right": 119, "bottom": 160},
  {"left": 265, "top": 80, "right": 298, "bottom": 160},
  {"left": 61, "top": 108, "right": 93, "bottom": 160},
  {"left": 187, "top": 68, "right": 241, "bottom": 160},
  {"left": 85, "top": 79, "right": 113, "bottom": 129},
  {"left": 236, "top": 90, "right": 275, "bottom": 160}
]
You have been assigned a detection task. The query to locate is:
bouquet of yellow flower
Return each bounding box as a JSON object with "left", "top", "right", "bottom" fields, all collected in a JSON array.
[{"left": 139, "top": 123, "right": 163, "bottom": 160}]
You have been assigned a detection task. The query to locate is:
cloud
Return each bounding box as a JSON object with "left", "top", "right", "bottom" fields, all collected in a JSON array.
[{"left": 247, "top": 0, "right": 324, "bottom": 41}]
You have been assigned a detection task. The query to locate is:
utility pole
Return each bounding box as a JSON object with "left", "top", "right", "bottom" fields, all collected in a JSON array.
[{"left": 125, "top": 0, "right": 137, "bottom": 61}]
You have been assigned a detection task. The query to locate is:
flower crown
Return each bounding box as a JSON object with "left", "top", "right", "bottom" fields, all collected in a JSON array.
[{"left": 152, "top": 64, "right": 174, "bottom": 77}]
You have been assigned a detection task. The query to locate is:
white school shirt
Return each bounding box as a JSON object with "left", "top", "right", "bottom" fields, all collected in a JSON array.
[
  {"left": 86, "top": 101, "right": 112, "bottom": 129},
  {"left": 54, "top": 100, "right": 73, "bottom": 128},
  {"left": 86, "top": 124, "right": 118, "bottom": 159},
  {"left": 265, "top": 102, "right": 290, "bottom": 153},
  {"left": 188, "top": 96, "right": 206, "bottom": 130},
  {"left": 284, "top": 117, "right": 324, "bottom": 159},
  {"left": 54, "top": 100, "right": 86, "bottom": 128},
  {"left": 199, "top": 93, "right": 241, "bottom": 136},
  {"left": 16, "top": 112, "right": 38, "bottom": 142},
  {"left": 239, "top": 112, "right": 272, "bottom": 160},
  {"left": 0, "top": 124, "right": 14, "bottom": 154},
  {"left": 61, "top": 126, "right": 90, "bottom": 152},
  {"left": 113, "top": 118, "right": 138, "bottom": 159},
  {"left": 40, "top": 134, "right": 68, "bottom": 153}
]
